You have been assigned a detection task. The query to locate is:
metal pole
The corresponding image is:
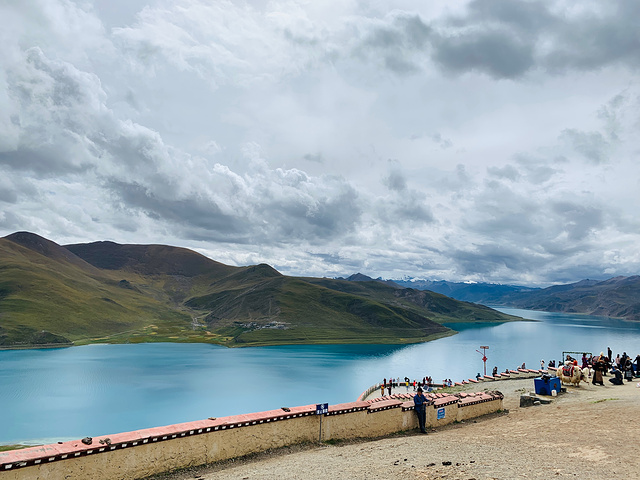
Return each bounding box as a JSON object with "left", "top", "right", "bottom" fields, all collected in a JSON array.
[
  {"left": 319, "top": 415, "right": 322, "bottom": 442},
  {"left": 483, "top": 346, "right": 487, "bottom": 376}
]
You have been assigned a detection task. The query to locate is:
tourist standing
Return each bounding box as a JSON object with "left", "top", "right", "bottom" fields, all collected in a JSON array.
[
  {"left": 592, "top": 352, "right": 606, "bottom": 385},
  {"left": 624, "top": 357, "right": 634, "bottom": 381},
  {"left": 620, "top": 352, "right": 629, "bottom": 369},
  {"left": 413, "top": 387, "right": 428, "bottom": 434}
]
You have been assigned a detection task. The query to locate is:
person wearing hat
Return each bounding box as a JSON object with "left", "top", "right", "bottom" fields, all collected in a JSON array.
[
  {"left": 413, "top": 387, "right": 428, "bottom": 434},
  {"left": 592, "top": 352, "right": 606, "bottom": 385}
]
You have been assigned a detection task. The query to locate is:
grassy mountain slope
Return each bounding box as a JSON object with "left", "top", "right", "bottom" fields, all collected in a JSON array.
[
  {"left": 185, "top": 275, "right": 454, "bottom": 346},
  {"left": 65, "top": 241, "right": 237, "bottom": 278},
  {"left": 0, "top": 234, "right": 198, "bottom": 347},
  {"left": 1, "top": 232, "right": 520, "bottom": 348},
  {"left": 302, "top": 278, "right": 517, "bottom": 323},
  {"left": 498, "top": 276, "right": 640, "bottom": 320}
]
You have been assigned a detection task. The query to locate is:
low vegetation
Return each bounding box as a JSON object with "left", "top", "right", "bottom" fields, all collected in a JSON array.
[{"left": 0, "top": 445, "right": 30, "bottom": 452}]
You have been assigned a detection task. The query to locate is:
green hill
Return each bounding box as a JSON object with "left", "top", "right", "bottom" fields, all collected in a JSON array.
[
  {"left": 0, "top": 232, "right": 519, "bottom": 348},
  {"left": 0, "top": 234, "right": 195, "bottom": 347},
  {"left": 302, "top": 277, "right": 513, "bottom": 323}
]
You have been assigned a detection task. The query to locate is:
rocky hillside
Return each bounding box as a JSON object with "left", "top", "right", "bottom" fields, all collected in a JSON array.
[
  {"left": 499, "top": 276, "right": 640, "bottom": 320},
  {"left": 394, "top": 276, "right": 640, "bottom": 321}
]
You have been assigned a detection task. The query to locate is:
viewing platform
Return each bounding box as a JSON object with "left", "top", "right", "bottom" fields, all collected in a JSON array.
[{"left": 1, "top": 388, "right": 504, "bottom": 480}]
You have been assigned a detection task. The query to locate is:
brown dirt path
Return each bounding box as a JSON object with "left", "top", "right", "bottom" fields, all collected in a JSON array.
[{"left": 149, "top": 377, "right": 640, "bottom": 480}]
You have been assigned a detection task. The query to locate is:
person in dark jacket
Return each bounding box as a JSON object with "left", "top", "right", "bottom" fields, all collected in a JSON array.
[
  {"left": 622, "top": 357, "right": 634, "bottom": 381},
  {"left": 609, "top": 366, "right": 623, "bottom": 385},
  {"left": 592, "top": 352, "right": 606, "bottom": 385},
  {"left": 413, "top": 387, "right": 428, "bottom": 434}
]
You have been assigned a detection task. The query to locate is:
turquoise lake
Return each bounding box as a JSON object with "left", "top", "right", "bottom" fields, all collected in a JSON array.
[{"left": 2, "top": 307, "right": 640, "bottom": 445}]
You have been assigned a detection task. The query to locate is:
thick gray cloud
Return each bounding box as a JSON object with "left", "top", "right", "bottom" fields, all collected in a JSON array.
[
  {"left": 432, "top": 30, "right": 535, "bottom": 79},
  {"left": 356, "top": 13, "right": 431, "bottom": 74},
  {"left": 105, "top": 178, "right": 244, "bottom": 237},
  {"left": 551, "top": 201, "right": 604, "bottom": 241},
  {"left": 543, "top": 1, "right": 640, "bottom": 72},
  {"left": 354, "top": 0, "right": 640, "bottom": 79},
  {"left": 1, "top": 0, "right": 639, "bottom": 286}
]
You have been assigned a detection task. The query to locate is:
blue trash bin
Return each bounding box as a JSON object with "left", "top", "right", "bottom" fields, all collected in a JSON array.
[{"left": 534, "top": 376, "right": 560, "bottom": 395}]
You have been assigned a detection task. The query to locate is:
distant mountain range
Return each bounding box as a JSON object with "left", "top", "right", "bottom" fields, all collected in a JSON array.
[
  {"left": 392, "top": 277, "right": 640, "bottom": 321},
  {"left": 0, "top": 232, "right": 517, "bottom": 348},
  {"left": 392, "top": 278, "right": 537, "bottom": 303}
]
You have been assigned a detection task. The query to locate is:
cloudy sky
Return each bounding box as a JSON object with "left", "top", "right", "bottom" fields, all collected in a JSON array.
[{"left": 1, "top": 0, "right": 639, "bottom": 285}]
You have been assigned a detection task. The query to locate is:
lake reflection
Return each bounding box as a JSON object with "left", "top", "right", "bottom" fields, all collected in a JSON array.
[{"left": 2, "top": 308, "right": 640, "bottom": 445}]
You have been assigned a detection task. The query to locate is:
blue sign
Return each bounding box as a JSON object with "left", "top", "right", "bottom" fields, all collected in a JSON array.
[
  {"left": 316, "top": 403, "right": 329, "bottom": 415},
  {"left": 437, "top": 407, "right": 445, "bottom": 420}
]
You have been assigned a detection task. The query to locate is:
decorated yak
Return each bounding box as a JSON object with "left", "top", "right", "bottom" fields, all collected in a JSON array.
[{"left": 555, "top": 364, "right": 589, "bottom": 386}]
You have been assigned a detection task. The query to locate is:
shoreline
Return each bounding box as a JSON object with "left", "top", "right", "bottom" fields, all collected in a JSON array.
[
  {"left": 0, "top": 342, "right": 74, "bottom": 350},
  {"left": 0, "top": 329, "right": 463, "bottom": 351}
]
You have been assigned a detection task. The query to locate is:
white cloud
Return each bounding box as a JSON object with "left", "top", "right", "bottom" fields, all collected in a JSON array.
[{"left": 1, "top": 0, "right": 640, "bottom": 286}]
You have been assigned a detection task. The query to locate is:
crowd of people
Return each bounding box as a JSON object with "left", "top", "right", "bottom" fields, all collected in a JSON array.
[
  {"left": 384, "top": 346, "right": 640, "bottom": 433},
  {"left": 374, "top": 346, "right": 640, "bottom": 435},
  {"left": 380, "top": 376, "right": 442, "bottom": 396},
  {"left": 408, "top": 346, "right": 640, "bottom": 434},
  {"left": 551, "top": 349, "right": 640, "bottom": 386},
  {"left": 478, "top": 348, "right": 640, "bottom": 386},
  {"left": 574, "top": 348, "right": 640, "bottom": 386}
]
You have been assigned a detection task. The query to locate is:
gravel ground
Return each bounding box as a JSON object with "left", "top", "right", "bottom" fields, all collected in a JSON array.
[{"left": 148, "top": 376, "right": 640, "bottom": 480}]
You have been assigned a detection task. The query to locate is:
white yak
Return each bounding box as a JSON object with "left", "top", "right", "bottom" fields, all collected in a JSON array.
[{"left": 555, "top": 364, "right": 589, "bottom": 387}]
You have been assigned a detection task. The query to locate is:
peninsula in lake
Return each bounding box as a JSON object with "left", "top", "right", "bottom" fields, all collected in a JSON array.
[{"left": 0, "top": 232, "right": 517, "bottom": 348}]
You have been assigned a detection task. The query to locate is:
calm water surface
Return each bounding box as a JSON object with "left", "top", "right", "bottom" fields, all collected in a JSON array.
[{"left": 2, "top": 308, "right": 640, "bottom": 445}]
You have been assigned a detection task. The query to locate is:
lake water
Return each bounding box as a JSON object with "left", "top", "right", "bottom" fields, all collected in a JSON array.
[{"left": 2, "top": 308, "right": 640, "bottom": 445}]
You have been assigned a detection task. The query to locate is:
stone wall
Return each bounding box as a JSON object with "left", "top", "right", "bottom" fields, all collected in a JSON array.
[{"left": 1, "top": 392, "right": 503, "bottom": 480}]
